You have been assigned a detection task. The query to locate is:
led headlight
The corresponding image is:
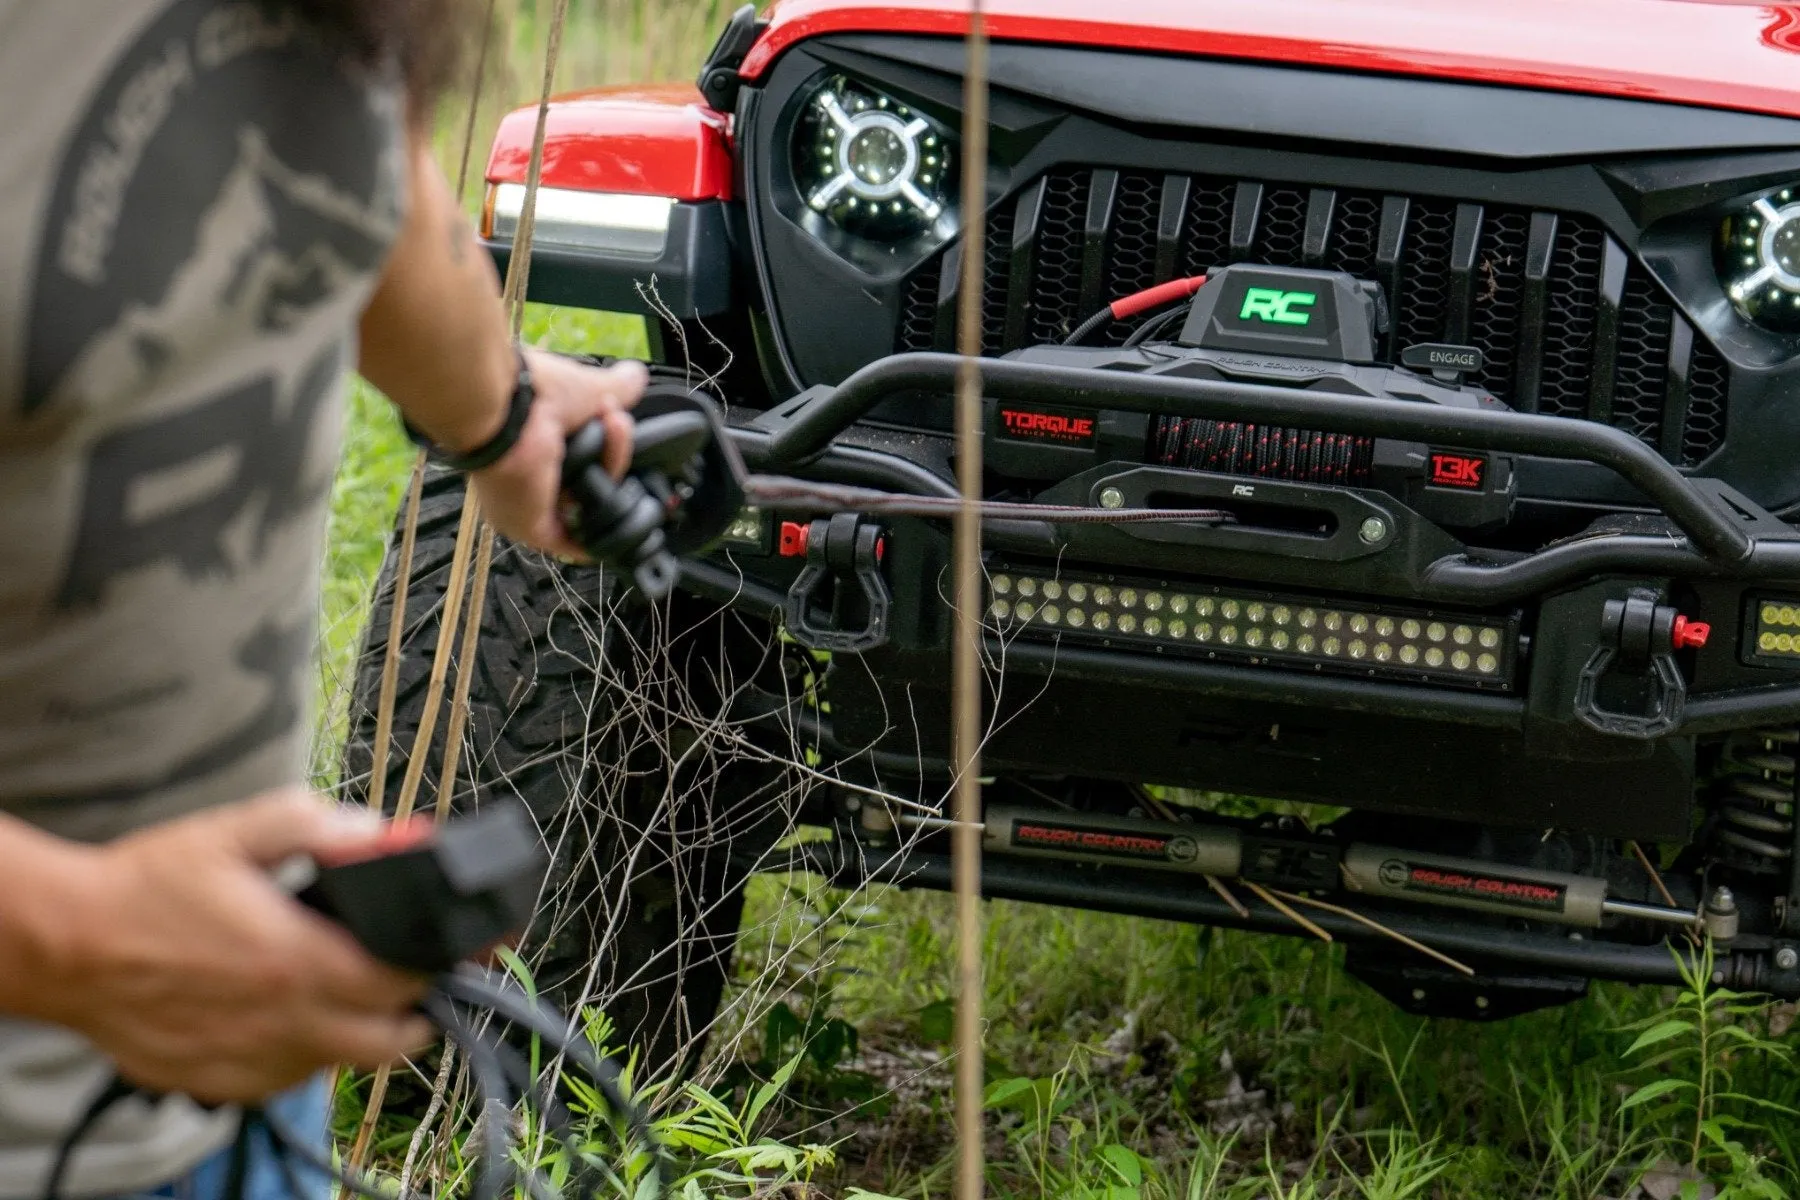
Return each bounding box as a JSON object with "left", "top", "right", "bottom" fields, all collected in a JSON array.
[
  {"left": 1718, "top": 186, "right": 1800, "bottom": 330},
  {"left": 792, "top": 75, "right": 955, "bottom": 241}
]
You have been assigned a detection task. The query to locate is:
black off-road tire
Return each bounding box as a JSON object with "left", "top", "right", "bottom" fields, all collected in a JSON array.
[{"left": 341, "top": 467, "right": 765, "bottom": 1076}]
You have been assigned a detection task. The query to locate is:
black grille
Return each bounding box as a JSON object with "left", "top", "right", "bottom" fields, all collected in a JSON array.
[
  {"left": 1332, "top": 192, "right": 1382, "bottom": 279},
  {"left": 1256, "top": 186, "right": 1308, "bottom": 264},
  {"left": 1468, "top": 207, "right": 1529, "bottom": 400},
  {"left": 1687, "top": 344, "right": 1730, "bottom": 464},
  {"left": 1028, "top": 170, "right": 1087, "bottom": 345},
  {"left": 897, "top": 169, "right": 1731, "bottom": 465},
  {"left": 1394, "top": 199, "right": 1456, "bottom": 354},
  {"left": 1613, "top": 271, "right": 1673, "bottom": 447},
  {"left": 1538, "top": 217, "right": 1604, "bottom": 419}
]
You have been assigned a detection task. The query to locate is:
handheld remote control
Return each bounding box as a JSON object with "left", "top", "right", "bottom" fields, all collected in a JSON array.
[{"left": 290, "top": 801, "right": 547, "bottom": 974}]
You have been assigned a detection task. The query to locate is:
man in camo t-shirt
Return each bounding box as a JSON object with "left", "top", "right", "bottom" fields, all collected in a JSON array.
[{"left": 0, "top": 2, "right": 644, "bottom": 1195}]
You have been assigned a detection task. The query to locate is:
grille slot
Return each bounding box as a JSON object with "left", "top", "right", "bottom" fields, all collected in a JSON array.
[{"left": 896, "top": 168, "right": 1730, "bottom": 464}]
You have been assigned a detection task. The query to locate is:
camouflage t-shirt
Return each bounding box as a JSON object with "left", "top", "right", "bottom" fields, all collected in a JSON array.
[{"left": 0, "top": 1, "right": 402, "bottom": 1192}]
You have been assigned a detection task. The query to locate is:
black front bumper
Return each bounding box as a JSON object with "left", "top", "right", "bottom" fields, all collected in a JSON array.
[{"left": 684, "top": 353, "right": 1800, "bottom": 836}]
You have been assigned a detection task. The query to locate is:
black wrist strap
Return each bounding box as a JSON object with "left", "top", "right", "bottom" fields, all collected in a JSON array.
[{"left": 405, "top": 348, "right": 535, "bottom": 473}]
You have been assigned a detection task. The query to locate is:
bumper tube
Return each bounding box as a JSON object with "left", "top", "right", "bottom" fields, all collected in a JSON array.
[{"left": 749, "top": 354, "right": 1800, "bottom": 604}]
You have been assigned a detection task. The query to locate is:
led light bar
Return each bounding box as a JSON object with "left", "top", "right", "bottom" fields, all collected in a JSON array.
[
  {"left": 986, "top": 568, "right": 1518, "bottom": 690},
  {"left": 485, "top": 183, "right": 675, "bottom": 256}
]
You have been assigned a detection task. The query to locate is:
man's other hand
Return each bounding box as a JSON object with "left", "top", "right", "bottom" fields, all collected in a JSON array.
[
  {"left": 32, "top": 791, "right": 432, "bottom": 1104},
  {"left": 471, "top": 350, "right": 647, "bottom": 558}
]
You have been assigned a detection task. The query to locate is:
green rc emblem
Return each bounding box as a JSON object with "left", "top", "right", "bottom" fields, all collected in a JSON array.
[{"left": 1239, "top": 287, "right": 1317, "bottom": 325}]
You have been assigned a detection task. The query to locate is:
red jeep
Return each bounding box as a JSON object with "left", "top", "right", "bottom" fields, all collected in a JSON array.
[{"left": 348, "top": 1, "right": 1800, "bottom": 1066}]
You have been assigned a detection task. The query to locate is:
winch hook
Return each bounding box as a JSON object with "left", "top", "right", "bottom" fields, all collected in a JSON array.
[{"left": 560, "top": 383, "right": 746, "bottom": 599}]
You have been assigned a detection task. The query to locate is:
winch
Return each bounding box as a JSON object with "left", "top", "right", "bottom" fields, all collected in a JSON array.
[{"left": 983, "top": 265, "right": 1517, "bottom": 532}]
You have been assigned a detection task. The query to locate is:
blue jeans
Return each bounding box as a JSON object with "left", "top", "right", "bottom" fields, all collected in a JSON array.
[{"left": 109, "top": 1077, "right": 332, "bottom": 1200}]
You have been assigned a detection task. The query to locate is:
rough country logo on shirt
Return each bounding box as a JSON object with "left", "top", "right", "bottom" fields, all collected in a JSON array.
[{"left": 15, "top": 0, "right": 402, "bottom": 810}]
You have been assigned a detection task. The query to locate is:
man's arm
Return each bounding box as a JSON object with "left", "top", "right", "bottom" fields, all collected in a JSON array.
[
  {"left": 0, "top": 795, "right": 431, "bottom": 1103},
  {"left": 359, "top": 132, "right": 646, "bottom": 557}
]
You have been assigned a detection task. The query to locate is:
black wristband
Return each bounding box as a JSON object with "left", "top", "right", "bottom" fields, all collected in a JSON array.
[{"left": 405, "top": 348, "right": 535, "bottom": 473}]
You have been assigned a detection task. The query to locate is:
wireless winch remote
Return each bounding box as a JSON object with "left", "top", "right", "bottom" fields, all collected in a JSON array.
[{"left": 286, "top": 801, "right": 547, "bottom": 974}]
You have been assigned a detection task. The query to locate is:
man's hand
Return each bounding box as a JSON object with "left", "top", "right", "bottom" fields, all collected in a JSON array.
[
  {"left": 358, "top": 133, "right": 650, "bottom": 557},
  {"left": 471, "top": 350, "right": 647, "bottom": 557},
  {"left": 1, "top": 792, "right": 432, "bottom": 1104}
]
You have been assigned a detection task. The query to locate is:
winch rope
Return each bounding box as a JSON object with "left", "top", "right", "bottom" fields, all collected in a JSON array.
[{"left": 740, "top": 475, "right": 1235, "bottom": 526}]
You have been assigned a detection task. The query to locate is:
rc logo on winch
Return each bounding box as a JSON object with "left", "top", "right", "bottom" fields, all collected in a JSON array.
[{"left": 1238, "top": 288, "right": 1316, "bottom": 326}]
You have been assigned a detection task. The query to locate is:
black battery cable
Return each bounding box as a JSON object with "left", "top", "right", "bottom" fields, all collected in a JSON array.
[{"left": 1122, "top": 302, "right": 1195, "bottom": 348}]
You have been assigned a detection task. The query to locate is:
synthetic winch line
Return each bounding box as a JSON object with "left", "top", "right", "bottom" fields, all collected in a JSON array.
[
  {"left": 740, "top": 475, "right": 1236, "bottom": 526},
  {"left": 951, "top": 6, "right": 990, "bottom": 1200}
]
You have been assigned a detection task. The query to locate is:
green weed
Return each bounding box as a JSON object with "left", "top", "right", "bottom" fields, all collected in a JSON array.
[{"left": 1619, "top": 941, "right": 1797, "bottom": 1187}]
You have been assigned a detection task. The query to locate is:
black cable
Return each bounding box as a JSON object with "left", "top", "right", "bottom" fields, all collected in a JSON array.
[
  {"left": 484, "top": 1025, "right": 609, "bottom": 1200},
  {"left": 266, "top": 1119, "right": 312, "bottom": 1200},
  {"left": 222, "top": 1117, "right": 253, "bottom": 1200},
  {"left": 41, "top": 1075, "right": 137, "bottom": 1200},
  {"left": 438, "top": 968, "right": 668, "bottom": 1191},
  {"left": 44, "top": 980, "right": 658, "bottom": 1200},
  {"left": 421, "top": 993, "right": 519, "bottom": 1200},
  {"left": 1123, "top": 303, "right": 1191, "bottom": 347},
  {"left": 254, "top": 982, "right": 640, "bottom": 1200},
  {"left": 1061, "top": 307, "right": 1115, "bottom": 346}
]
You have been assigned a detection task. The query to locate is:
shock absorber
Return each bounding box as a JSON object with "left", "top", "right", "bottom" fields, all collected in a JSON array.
[{"left": 1711, "top": 727, "right": 1799, "bottom": 870}]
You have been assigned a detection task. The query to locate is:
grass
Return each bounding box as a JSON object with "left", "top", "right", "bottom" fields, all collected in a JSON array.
[{"left": 311, "top": 3, "right": 1800, "bottom": 1195}]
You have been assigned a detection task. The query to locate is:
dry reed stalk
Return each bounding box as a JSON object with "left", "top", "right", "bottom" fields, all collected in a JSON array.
[
  {"left": 454, "top": 0, "right": 504, "bottom": 202},
  {"left": 1628, "top": 839, "right": 1701, "bottom": 944},
  {"left": 952, "top": 4, "right": 989, "bottom": 1200},
  {"left": 1629, "top": 839, "right": 1681, "bottom": 910},
  {"left": 339, "top": 1067, "right": 393, "bottom": 1200},
  {"left": 500, "top": 0, "right": 572, "bottom": 321},
  {"left": 1268, "top": 886, "right": 1477, "bottom": 977},
  {"left": 1206, "top": 873, "right": 1252, "bottom": 919},
  {"left": 1242, "top": 879, "right": 1334, "bottom": 944},
  {"left": 340, "top": 493, "right": 480, "bottom": 1193},
  {"left": 397, "top": 1043, "right": 459, "bottom": 1195},
  {"left": 393, "top": 491, "right": 483, "bottom": 821},
  {"left": 435, "top": 525, "right": 498, "bottom": 822},
  {"left": 366, "top": 455, "right": 427, "bottom": 815}
]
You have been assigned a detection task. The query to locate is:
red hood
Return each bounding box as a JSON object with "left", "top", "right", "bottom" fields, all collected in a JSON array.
[{"left": 739, "top": 0, "right": 1800, "bottom": 122}]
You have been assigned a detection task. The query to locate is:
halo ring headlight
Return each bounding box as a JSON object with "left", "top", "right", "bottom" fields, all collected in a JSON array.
[
  {"left": 1718, "top": 186, "right": 1800, "bottom": 330},
  {"left": 793, "top": 75, "right": 955, "bottom": 241}
]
